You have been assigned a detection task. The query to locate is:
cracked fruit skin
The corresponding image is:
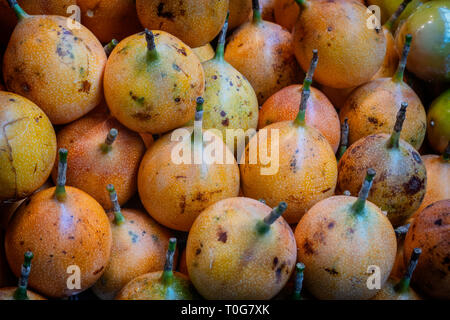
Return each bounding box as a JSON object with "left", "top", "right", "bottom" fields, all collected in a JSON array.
[
  {"left": 337, "top": 134, "right": 427, "bottom": 227},
  {"left": 136, "top": 0, "right": 229, "bottom": 48},
  {"left": 104, "top": 31, "right": 205, "bottom": 134},
  {"left": 93, "top": 209, "right": 174, "bottom": 300},
  {"left": 395, "top": 1, "right": 450, "bottom": 82},
  {"left": 295, "top": 196, "right": 397, "bottom": 300},
  {"left": 0, "top": 92, "right": 56, "bottom": 202},
  {"left": 292, "top": 0, "right": 386, "bottom": 89},
  {"left": 51, "top": 113, "right": 145, "bottom": 210},
  {"left": 138, "top": 130, "right": 240, "bottom": 232},
  {"left": 186, "top": 197, "right": 296, "bottom": 300},
  {"left": 5, "top": 186, "right": 112, "bottom": 298},
  {"left": 404, "top": 199, "right": 450, "bottom": 299},
  {"left": 3, "top": 14, "right": 107, "bottom": 125},
  {"left": 427, "top": 89, "right": 450, "bottom": 154}
]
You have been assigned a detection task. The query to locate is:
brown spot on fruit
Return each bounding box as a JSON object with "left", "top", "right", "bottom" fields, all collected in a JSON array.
[
  {"left": 195, "top": 248, "right": 201, "bottom": 255},
  {"left": 327, "top": 222, "right": 335, "bottom": 229},
  {"left": 93, "top": 266, "right": 104, "bottom": 275},
  {"left": 325, "top": 267, "right": 339, "bottom": 275},
  {"left": 273, "top": 257, "right": 279, "bottom": 269},
  {"left": 79, "top": 80, "right": 91, "bottom": 93},
  {"left": 302, "top": 239, "right": 315, "bottom": 255},
  {"left": 434, "top": 219, "right": 442, "bottom": 226},
  {"left": 217, "top": 227, "right": 227, "bottom": 243},
  {"left": 403, "top": 176, "right": 423, "bottom": 195}
]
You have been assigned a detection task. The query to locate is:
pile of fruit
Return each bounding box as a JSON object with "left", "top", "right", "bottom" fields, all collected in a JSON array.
[{"left": 0, "top": 0, "right": 448, "bottom": 300}]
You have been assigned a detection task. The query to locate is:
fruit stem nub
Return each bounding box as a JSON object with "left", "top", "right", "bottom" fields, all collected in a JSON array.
[
  {"left": 145, "top": 29, "right": 159, "bottom": 61},
  {"left": 7, "top": 0, "right": 29, "bottom": 21},
  {"left": 107, "top": 184, "right": 125, "bottom": 225},
  {"left": 101, "top": 128, "right": 118, "bottom": 153},
  {"left": 394, "top": 223, "right": 410, "bottom": 238},
  {"left": 336, "top": 118, "right": 349, "bottom": 161},
  {"left": 351, "top": 168, "right": 376, "bottom": 215},
  {"left": 294, "top": 50, "right": 318, "bottom": 126},
  {"left": 387, "top": 102, "right": 408, "bottom": 149},
  {"left": 252, "top": 0, "right": 262, "bottom": 23},
  {"left": 393, "top": 34, "right": 412, "bottom": 83},
  {"left": 293, "top": 262, "right": 305, "bottom": 300},
  {"left": 383, "top": 0, "right": 412, "bottom": 32},
  {"left": 294, "top": 0, "right": 309, "bottom": 9},
  {"left": 55, "top": 148, "right": 68, "bottom": 202},
  {"left": 104, "top": 39, "right": 118, "bottom": 57},
  {"left": 256, "top": 202, "right": 287, "bottom": 235},
  {"left": 443, "top": 142, "right": 450, "bottom": 162},
  {"left": 162, "top": 238, "right": 177, "bottom": 286},
  {"left": 192, "top": 97, "right": 204, "bottom": 146},
  {"left": 394, "top": 247, "right": 421, "bottom": 293},
  {"left": 215, "top": 13, "right": 229, "bottom": 61},
  {"left": 13, "top": 251, "right": 33, "bottom": 300}
]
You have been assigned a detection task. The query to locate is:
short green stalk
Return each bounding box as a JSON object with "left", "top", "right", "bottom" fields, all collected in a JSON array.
[
  {"left": 293, "top": 263, "right": 305, "bottom": 300},
  {"left": 13, "top": 251, "right": 33, "bottom": 300},
  {"left": 336, "top": 118, "right": 349, "bottom": 161},
  {"left": 393, "top": 34, "right": 412, "bottom": 83},
  {"left": 383, "top": 0, "right": 412, "bottom": 33},
  {"left": 7, "top": 0, "right": 29, "bottom": 21},
  {"left": 443, "top": 142, "right": 450, "bottom": 162},
  {"left": 252, "top": 0, "right": 262, "bottom": 24},
  {"left": 294, "top": 0, "right": 309, "bottom": 10},
  {"left": 256, "top": 202, "right": 287, "bottom": 235},
  {"left": 100, "top": 128, "right": 118, "bottom": 153},
  {"left": 294, "top": 49, "right": 318, "bottom": 126},
  {"left": 162, "top": 238, "right": 177, "bottom": 286},
  {"left": 106, "top": 184, "right": 125, "bottom": 225},
  {"left": 214, "top": 13, "right": 229, "bottom": 61},
  {"left": 387, "top": 102, "right": 408, "bottom": 149},
  {"left": 351, "top": 169, "right": 376, "bottom": 215},
  {"left": 104, "top": 39, "right": 118, "bottom": 57},
  {"left": 394, "top": 247, "right": 421, "bottom": 293},
  {"left": 55, "top": 148, "right": 68, "bottom": 202},
  {"left": 145, "top": 29, "right": 159, "bottom": 62}
]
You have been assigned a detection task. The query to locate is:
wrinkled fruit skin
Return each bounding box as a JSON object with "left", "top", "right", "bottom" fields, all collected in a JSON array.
[
  {"left": 295, "top": 196, "right": 397, "bottom": 300},
  {"left": 3, "top": 15, "right": 106, "bottom": 124},
  {"left": 51, "top": 113, "right": 145, "bottom": 210},
  {"left": 404, "top": 199, "right": 450, "bottom": 299},
  {"left": 5, "top": 187, "right": 112, "bottom": 298},
  {"left": 240, "top": 122, "right": 338, "bottom": 224},
  {"left": 0, "top": 92, "right": 56, "bottom": 202},
  {"left": 136, "top": 0, "right": 229, "bottom": 48},
  {"left": 427, "top": 89, "right": 450, "bottom": 154},
  {"left": 225, "top": 20, "right": 301, "bottom": 105},
  {"left": 186, "top": 197, "right": 297, "bottom": 299},
  {"left": 340, "top": 78, "right": 427, "bottom": 150},
  {"left": 104, "top": 30, "right": 205, "bottom": 134},
  {"left": 138, "top": 130, "right": 240, "bottom": 232},
  {"left": 293, "top": 0, "right": 386, "bottom": 89},
  {"left": 258, "top": 84, "right": 340, "bottom": 152},
  {"left": 395, "top": 0, "right": 450, "bottom": 82},
  {"left": 337, "top": 134, "right": 427, "bottom": 227},
  {"left": 92, "top": 209, "right": 174, "bottom": 300}
]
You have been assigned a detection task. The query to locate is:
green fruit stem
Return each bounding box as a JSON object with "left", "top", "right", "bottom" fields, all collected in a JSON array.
[
  {"left": 13, "top": 251, "right": 33, "bottom": 300},
  {"left": 192, "top": 97, "right": 204, "bottom": 145},
  {"left": 394, "top": 224, "right": 410, "bottom": 238},
  {"left": 214, "top": 13, "right": 229, "bottom": 61},
  {"left": 394, "top": 247, "right": 421, "bottom": 293},
  {"left": 387, "top": 102, "right": 408, "bottom": 149},
  {"left": 393, "top": 34, "right": 412, "bottom": 83},
  {"left": 162, "top": 238, "right": 177, "bottom": 286},
  {"left": 383, "top": 0, "right": 412, "bottom": 33},
  {"left": 443, "top": 142, "right": 450, "bottom": 162},
  {"left": 293, "top": 262, "right": 305, "bottom": 300},
  {"left": 7, "top": 0, "right": 29, "bottom": 21},
  {"left": 294, "top": 50, "right": 318, "bottom": 126},
  {"left": 55, "top": 148, "right": 68, "bottom": 202},
  {"left": 101, "top": 128, "right": 118, "bottom": 153},
  {"left": 252, "top": 0, "right": 262, "bottom": 23},
  {"left": 294, "top": 0, "right": 309, "bottom": 10},
  {"left": 104, "top": 39, "right": 118, "bottom": 57},
  {"left": 351, "top": 168, "right": 376, "bottom": 215},
  {"left": 145, "top": 29, "right": 159, "bottom": 62},
  {"left": 256, "top": 202, "right": 287, "bottom": 235},
  {"left": 258, "top": 199, "right": 266, "bottom": 204},
  {"left": 336, "top": 118, "right": 349, "bottom": 161},
  {"left": 106, "top": 184, "right": 125, "bottom": 225}
]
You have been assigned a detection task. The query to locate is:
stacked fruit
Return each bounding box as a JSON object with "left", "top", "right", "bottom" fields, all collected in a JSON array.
[{"left": 0, "top": 0, "right": 448, "bottom": 300}]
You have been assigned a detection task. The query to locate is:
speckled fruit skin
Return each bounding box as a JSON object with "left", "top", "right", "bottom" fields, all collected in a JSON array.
[
  {"left": 186, "top": 197, "right": 297, "bottom": 300},
  {"left": 200, "top": 57, "right": 259, "bottom": 142},
  {"left": 192, "top": 43, "right": 215, "bottom": 63},
  {"left": 104, "top": 30, "right": 205, "bottom": 134},
  {"left": 136, "top": 0, "right": 229, "bottom": 48},
  {"left": 404, "top": 199, "right": 450, "bottom": 299},
  {"left": 294, "top": 196, "right": 397, "bottom": 300},
  {"left": 5, "top": 186, "right": 112, "bottom": 298},
  {"left": 3, "top": 15, "right": 107, "bottom": 125},
  {"left": 225, "top": 20, "right": 301, "bottom": 105},
  {"left": 371, "top": 277, "right": 421, "bottom": 300},
  {"left": 240, "top": 121, "right": 338, "bottom": 224},
  {"left": 427, "top": 89, "right": 450, "bottom": 154},
  {"left": 78, "top": 0, "right": 142, "bottom": 43},
  {"left": 258, "top": 85, "right": 340, "bottom": 152},
  {"left": 395, "top": 1, "right": 450, "bottom": 82},
  {"left": 340, "top": 78, "right": 427, "bottom": 150},
  {"left": 0, "top": 287, "right": 46, "bottom": 300},
  {"left": 410, "top": 155, "right": 449, "bottom": 221},
  {"left": 229, "top": 0, "right": 252, "bottom": 30},
  {"left": 51, "top": 113, "right": 145, "bottom": 210},
  {"left": 92, "top": 209, "right": 174, "bottom": 300},
  {"left": 116, "top": 271, "right": 194, "bottom": 300},
  {"left": 292, "top": 0, "right": 386, "bottom": 89},
  {"left": 337, "top": 134, "right": 427, "bottom": 227},
  {"left": 0, "top": 92, "right": 56, "bottom": 202},
  {"left": 138, "top": 130, "right": 240, "bottom": 232}
]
